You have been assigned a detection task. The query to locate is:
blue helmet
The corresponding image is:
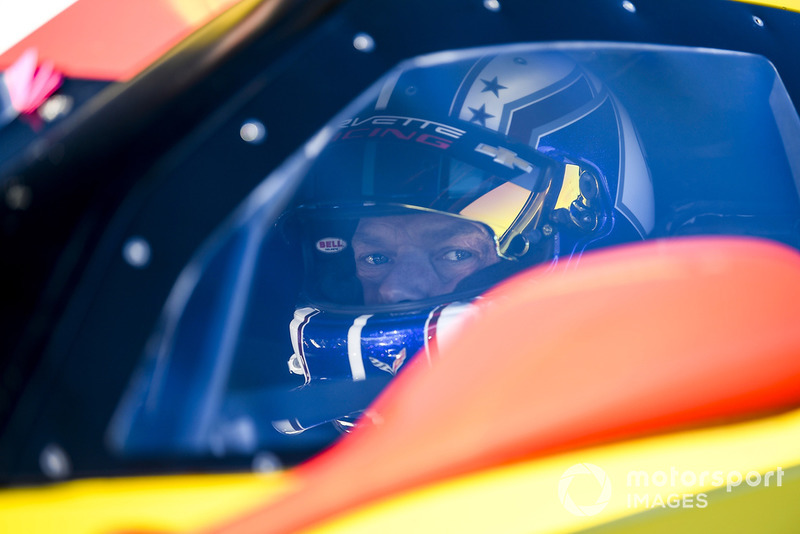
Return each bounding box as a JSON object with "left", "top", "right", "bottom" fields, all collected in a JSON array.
[{"left": 277, "top": 45, "right": 655, "bottom": 433}]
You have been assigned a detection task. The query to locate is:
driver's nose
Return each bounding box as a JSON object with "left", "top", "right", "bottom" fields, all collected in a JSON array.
[{"left": 377, "top": 254, "right": 439, "bottom": 304}]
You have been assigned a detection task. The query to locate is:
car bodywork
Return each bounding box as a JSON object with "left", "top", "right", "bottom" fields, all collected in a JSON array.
[{"left": 1, "top": 0, "right": 800, "bottom": 532}]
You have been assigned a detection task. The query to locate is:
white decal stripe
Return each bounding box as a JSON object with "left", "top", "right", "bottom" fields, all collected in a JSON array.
[
  {"left": 375, "top": 71, "right": 402, "bottom": 110},
  {"left": 347, "top": 314, "right": 372, "bottom": 381},
  {"left": 614, "top": 93, "right": 655, "bottom": 236}
]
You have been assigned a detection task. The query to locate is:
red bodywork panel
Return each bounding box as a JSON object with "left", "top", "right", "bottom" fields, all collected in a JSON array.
[{"left": 0, "top": 0, "right": 240, "bottom": 81}]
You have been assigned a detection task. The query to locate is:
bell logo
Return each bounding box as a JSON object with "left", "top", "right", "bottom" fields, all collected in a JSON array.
[
  {"left": 316, "top": 237, "right": 347, "bottom": 253},
  {"left": 558, "top": 463, "right": 612, "bottom": 516}
]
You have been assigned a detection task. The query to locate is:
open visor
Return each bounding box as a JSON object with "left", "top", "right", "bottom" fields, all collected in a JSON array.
[{"left": 284, "top": 133, "right": 587, "bottom": 307}]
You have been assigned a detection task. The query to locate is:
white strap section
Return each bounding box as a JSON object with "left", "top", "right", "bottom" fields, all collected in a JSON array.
[
  {"left": 289, "top": 307, "right": 317, "bottom": 358},
  {"left": 436, "top": 301, "right": 476, "bottom": 341},
  {"left": 347, "top": 314, "right": 372, "bottom": 381},
  {"left": 288, "top": 307, "right": 318, "bottom": 381},
  {"left": 424, "top": 301, "right": 478, "bottom": 360}
]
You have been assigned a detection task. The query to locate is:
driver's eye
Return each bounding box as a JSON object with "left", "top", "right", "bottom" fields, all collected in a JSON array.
[
  {"left": 441, "top": 250, "right": 473, "bottom": 262},
  {"left": 363, "top": 253, "right": 390, "bottom": 265}
]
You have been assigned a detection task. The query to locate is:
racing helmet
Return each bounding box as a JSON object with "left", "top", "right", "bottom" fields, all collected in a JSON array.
[{"left": 277, "top": 46, "right": 655, "bottom": 432}]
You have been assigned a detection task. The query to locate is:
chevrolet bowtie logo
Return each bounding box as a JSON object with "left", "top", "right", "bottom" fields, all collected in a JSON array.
[{"left": 474, "top": 143, "right": 534, "bottom": 172}]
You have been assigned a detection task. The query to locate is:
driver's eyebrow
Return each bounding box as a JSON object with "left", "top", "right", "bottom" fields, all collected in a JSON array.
[
  {"left": 420, "top": 222, "right": 489, "bottom": 242},
  {"left": 351, "top": 228, "right": 391, "bottom": 246},
  {"left": 352, "top": 217, "right": 491, "bottom": 245}
]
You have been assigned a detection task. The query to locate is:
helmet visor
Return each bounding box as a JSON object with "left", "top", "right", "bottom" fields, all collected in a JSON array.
[{"left": 288, "top": 133, "right": 564, "bottom": 307}]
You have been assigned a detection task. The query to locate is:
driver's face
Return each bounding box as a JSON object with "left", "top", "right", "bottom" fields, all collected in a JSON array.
[{"left": 351, "top": 212, "right": 500, "bottom": 305}]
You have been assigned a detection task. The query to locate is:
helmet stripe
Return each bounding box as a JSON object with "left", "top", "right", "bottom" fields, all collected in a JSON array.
[{"left": 347, "top": 315, "right": 373, "bottom": 381}]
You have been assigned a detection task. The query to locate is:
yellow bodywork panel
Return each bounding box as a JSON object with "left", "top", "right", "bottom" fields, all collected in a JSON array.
[
  {"left": 0, "top": 471, "right": 295, "bottom": 534},
  {"left": 307, "top": 407, "right": 800, "bottom": 534},
  {"left": 733, "top": 0, "right": 800, "bottom": 10},
  {"left": 167, "top": 0, "right": 244, "bottom": 25}
]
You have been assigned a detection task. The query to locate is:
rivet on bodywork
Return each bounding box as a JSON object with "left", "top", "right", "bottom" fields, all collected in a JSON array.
[
  {"left": 39, "top": 443, "right": 71, "bottom": 479},
  {"left": 252, "top": 451, "right": 283, "bottom": 473},
  {"left": 122, "top": 236, "right": 151, "bottom": 268},
  {"left": 752, "top": 15, "right": 765, "bottom": 27},
  {"left": 484, "top": 0, "right": 501, "bottom": 12},
  {"left": 353, "top": 33, "right": 375, "bottom": 53},
  {"left": 5, "top": 183, "right": 32, "bottom": 210},
  {"left": 240, "top": 119, "right": 267, "bottom": 144},
  {"left": 622, "top": 1, "right": 636, "bottom": 13},
  {"left": 38, "top": 95, "right": 74, "bottom": 122}
]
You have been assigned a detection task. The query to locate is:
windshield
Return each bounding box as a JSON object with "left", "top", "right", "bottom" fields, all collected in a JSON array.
[{"left": 108, "top": 42, "right": 800, "bottom": 460}]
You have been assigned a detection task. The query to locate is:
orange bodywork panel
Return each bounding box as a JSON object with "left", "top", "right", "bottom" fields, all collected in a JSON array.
[{"left": 208, "top": 236, "right": 800, "bottom": 533}]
